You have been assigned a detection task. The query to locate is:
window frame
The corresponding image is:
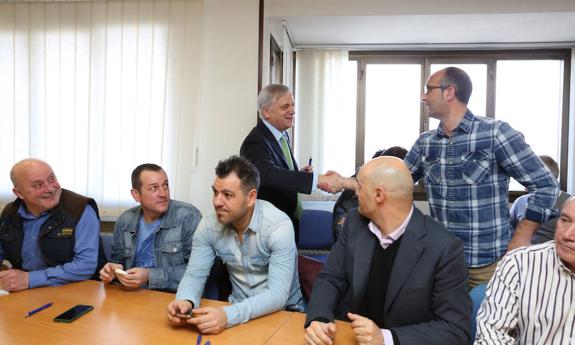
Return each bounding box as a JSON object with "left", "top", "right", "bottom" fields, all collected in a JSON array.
[
  {"left": 350, "top": 49, "right": 571, "bottom": 193},
  {"left": 269, "top": 34, "right": 284, "bottom": 84}
]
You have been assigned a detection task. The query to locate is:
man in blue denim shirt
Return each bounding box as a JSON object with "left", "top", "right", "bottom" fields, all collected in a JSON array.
[
  {"left": 167, "top": 156, "right": 303, "bottom": 334},
  {"left": 99, "top": 164, "right": 201, "bottom": 292},
  {"left": 404, "top": 67, "right": 559, "bottom": 286}
]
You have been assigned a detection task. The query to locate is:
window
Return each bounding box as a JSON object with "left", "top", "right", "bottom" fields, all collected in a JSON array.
[
  {"left": 364, "top": 64, "right": 421, "bottom": 162},
  {"left": 0, "top": 1, "right": 202, "bottom": 218},
  {"left": 295, "top": 50, "right": 357, "bottom": 177},
  {"left": 351, "top": 50, "right": 571, "bottom": 191}
]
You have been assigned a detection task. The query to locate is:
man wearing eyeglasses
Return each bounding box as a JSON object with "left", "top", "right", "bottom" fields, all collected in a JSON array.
[{"left": 403, "top": 67, "right": 559, "bottom": 287}]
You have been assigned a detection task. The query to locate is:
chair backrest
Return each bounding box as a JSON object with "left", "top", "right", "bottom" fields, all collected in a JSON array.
[
  {"left": 100, "top": 232, "right": 113, "bottom": 261},
  {"left": 298, "top": 209, "right": 333, "bottom": 250}
]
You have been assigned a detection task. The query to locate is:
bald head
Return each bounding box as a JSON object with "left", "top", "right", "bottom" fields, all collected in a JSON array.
[
  {"left": 360, "top": 156, "right": 414, "bottom": 202},
  {"left": 356, "top": 156, "right": 414, "bottom": 230},
  {"left": 11, "top": 159, "right": 50, "bottom": 186},
  {"left": 10, "top": 158, "right": 62, "bottom": 216}
]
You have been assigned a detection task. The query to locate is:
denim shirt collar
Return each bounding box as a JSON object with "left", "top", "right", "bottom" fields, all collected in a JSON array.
[
  {"left": 123, "top": 200, "right": 180, "bottom": 234},
  {"left": 247, "top": 200, "right": 262, "bottom": 233},
  {"left": 436, "top": 109, "right": 474, "bottom": 138},
  {"left": 159, "top": 200, "right": 178, "bottom": 229},
  {"left": 223, "top": 199, "right": 262, "bottom": 234}
]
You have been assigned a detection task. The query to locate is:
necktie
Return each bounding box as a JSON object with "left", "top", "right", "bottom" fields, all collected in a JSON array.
[
  {"left": 279, "top": 134, "right": 303, "bottom": 220},
  {"left": 279, "top": 135, "right": 295, "bottom": 170}
]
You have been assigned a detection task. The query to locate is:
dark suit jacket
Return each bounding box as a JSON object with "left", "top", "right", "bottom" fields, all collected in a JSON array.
[
  {"left": 306, "top": 208, "right": 471, "bottom": 345},
  {"left": 240, "top": 121, "right": 313, "bottom": 232}
]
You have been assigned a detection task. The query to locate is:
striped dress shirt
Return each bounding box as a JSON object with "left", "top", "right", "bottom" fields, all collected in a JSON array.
[{"left": 475, "top": 242, "right": 575, "bottom": 345}]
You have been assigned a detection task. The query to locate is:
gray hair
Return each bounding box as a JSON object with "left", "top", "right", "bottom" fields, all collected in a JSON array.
[{"left": 257, "top": 84, "right": 291, "bottom": 118}]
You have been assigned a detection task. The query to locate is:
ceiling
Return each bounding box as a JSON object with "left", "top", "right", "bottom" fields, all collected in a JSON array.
[{"left": 265, "top": 1, "right": 575, "bottom": 49}]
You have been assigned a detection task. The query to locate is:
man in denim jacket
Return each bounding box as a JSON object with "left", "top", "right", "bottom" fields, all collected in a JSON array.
[
  {"left": 99, "top": 164, "right": 201, "bottom": 292},
  {"left": 167, "top": 156, "right": 303, "bottom": 334}
]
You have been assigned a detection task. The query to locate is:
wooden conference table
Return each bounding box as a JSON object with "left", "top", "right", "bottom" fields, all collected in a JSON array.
[{"left": 0, "top": 280, "right": 354, "bottom": 345}]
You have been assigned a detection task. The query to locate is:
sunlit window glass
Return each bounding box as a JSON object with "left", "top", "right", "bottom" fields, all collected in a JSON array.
[
  {"left": 496, "top": 60, "right": 563, "bottom": 190},
  {"left": 364, "top": 64, "right": 421, "bottom": 162}
]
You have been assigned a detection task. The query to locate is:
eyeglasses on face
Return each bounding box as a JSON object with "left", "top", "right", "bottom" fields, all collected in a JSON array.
[{"left": 425, "top": 84, "right": 450, "bottom": 93}]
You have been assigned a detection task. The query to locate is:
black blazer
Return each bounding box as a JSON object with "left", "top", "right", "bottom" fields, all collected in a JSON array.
[
  {"left": 306, "top": 208, "right": 471, "bottom": 345},
  {"left": 240, "top": 121, "right": 313, "bottom": 231}
]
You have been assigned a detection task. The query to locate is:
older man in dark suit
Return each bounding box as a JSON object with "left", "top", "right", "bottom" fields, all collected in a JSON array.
[
  {"left": 305, "top": 156, "right": 471, "bottom": 345},
  {"left": 240, "top": 84, "right": 341, "bottom": 240}
]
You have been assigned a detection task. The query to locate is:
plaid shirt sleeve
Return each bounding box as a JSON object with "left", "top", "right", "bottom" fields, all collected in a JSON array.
[
  {"left": 493, "top": 121, "right": 559, "bottom": 224},
  {"left": 404, "top": 138, "right": 424, "bottom": 183}
]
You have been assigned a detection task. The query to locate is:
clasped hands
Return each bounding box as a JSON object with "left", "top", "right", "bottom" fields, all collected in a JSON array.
[
  {"left": 318, "top": 171, "right": 346, "bottom": 194},
  {"left": 167, "top": 300, "right": 228, "bottom": 335},
  {"left": 99, "top": 262, "right": 149, "bottom": 289}
]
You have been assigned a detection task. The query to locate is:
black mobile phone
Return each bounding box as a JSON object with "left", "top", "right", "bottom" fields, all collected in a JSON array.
[{"left": 53, "top": 304, "right": 94, "bottom": 323}]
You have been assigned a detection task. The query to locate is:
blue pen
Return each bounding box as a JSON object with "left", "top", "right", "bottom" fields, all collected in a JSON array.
[
  {"left": 25, "top": 302, "right": 53, "bottom": 318},
  {"left": 196, "top": 334, "right": 202, "bottom": 345},
  {"left": 204, "top": 341, "right": 211, "bottom": 345},
  {"left": 308, "top": 157, "right": 312, "bottom": 166}
]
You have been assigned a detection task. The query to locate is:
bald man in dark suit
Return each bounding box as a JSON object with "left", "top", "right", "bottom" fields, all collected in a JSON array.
[{"left": 305, "top": 157, "right": 471, "bottom": 345}]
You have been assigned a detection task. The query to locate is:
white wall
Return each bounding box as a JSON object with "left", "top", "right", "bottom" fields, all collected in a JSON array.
[{"left": 189, "top": 0, "right": 260, "bottom": 214}]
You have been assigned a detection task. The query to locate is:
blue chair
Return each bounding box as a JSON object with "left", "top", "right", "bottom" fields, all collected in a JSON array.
[
  {"left": 469, "top": 283, "right": 488, "bottom": 344},
  {"left": 298, "top": 209, "right": 333, "bottom": 263},
  {"left": 100, "top": 232, "right": 113, "bottom": 261}
]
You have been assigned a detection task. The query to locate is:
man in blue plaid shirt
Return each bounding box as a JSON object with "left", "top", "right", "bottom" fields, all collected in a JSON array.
[{"left": 404, "top": 67, "right": 559, "bottom": 287}]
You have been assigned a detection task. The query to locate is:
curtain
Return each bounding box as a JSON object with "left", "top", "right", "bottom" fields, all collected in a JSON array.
[
  {"left": 0, "top": 0, "right": 202, "bottom": 218},
  {"left": 294, "top": 49, "right": 357, "bottom": 177}
]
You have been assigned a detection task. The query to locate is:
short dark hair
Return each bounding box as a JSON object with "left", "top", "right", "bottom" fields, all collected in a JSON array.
[
  {"left": 131, "top": 163, "right": 164, "bottom": 190},
  {"left": 381, "top": 146, "right": 408, "bottom": 159},
  {"left": 357, "top": 146, "right": 409, "bottom": 176},
  {"left": 215, "top": 156, "right": 260, "bottom": 194},
  {"left": 371, "top": 149, "right": 386, "bottom": 159},
  {"left": 440, "top": 67, "right": 473, "bottom": 105},
  {"left": 539, "top": 155, "right": 559, "bottom": 179}
]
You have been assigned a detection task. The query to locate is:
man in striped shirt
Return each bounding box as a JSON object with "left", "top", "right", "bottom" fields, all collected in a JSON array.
[{"left": 474, "top": 196, "right": 575, "bottom": 345}]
